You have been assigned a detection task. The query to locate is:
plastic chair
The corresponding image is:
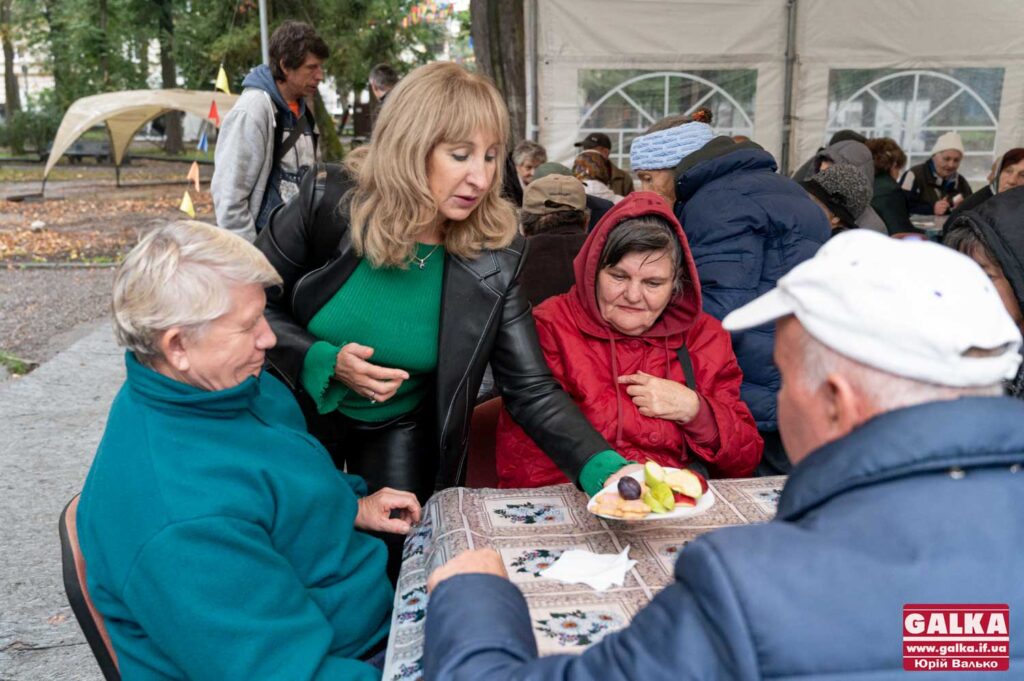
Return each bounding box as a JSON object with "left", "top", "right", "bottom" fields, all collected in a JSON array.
[
  {"left": 466, "top": 397, "right": 502, "bottom": 488},
  {"left": 59, "top": 494, "right": 121, "bottom": 681}
]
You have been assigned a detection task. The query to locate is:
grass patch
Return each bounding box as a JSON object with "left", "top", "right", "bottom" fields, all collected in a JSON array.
[{"left": 0, "top": 350, "right": 36, "bottom": 376}]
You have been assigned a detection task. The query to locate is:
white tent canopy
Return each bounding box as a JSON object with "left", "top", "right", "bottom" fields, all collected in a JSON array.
[
  {"left": 527, "top": 0, "right": 1024, "bottom": 183},
  {"left": 44, "top": 89, "right": 239, "bottom": 180}
]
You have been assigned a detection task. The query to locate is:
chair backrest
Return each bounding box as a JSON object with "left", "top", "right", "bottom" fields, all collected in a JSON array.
[
  {"left": 59, "top": 494, "right": 121, "bottom": 681},
  {"left": 466, "top": 396, "right": 503, "bottom": 488}
]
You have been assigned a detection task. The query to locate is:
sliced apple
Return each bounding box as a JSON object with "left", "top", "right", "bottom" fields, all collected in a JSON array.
[
  {"left": 644, "top": 461, "right": 666, "bottom": 488},
  {"left": 664, "top": 468, "right": 707, "bottom": 499},
  {"left": 672, "top": 491, "right": 698, "bottom": 507}
]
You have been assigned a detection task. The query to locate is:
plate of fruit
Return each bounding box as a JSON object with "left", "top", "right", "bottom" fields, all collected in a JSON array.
[{"left": 587, "top": 461, "right": 714, "bottom": 521}]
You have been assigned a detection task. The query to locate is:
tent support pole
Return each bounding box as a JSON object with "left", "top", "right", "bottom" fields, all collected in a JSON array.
[
  {"left": 524, "top": 0, "right": 539, "bottom": 142},
  {"left": 115, "top": 164, "right": 121, "bottom": 188},
  {"left": 781, "top": 0, "right": 799, "bottom": 175}
]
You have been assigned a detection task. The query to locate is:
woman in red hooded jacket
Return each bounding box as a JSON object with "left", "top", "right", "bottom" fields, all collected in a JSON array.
[{"left": 496, "top": 192, "right": 762, "bottom": 488}]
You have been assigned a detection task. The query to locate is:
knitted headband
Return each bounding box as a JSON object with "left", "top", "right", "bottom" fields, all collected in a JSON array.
[{"left": 630, "top": 122, "right": 715, "bottom": 171}]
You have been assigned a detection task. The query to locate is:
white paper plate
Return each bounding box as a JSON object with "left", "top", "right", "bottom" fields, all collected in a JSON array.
[{"left": 587, "top": 468, "right": 715, "bottom": 521}]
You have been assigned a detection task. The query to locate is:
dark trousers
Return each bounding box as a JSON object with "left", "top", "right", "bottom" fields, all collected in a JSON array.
[
  {"left": 756, "top": 429, "right": 792, "bottom": 476},
  {"left": 298, "top": 392, "right": 438, "bottom": 584}
]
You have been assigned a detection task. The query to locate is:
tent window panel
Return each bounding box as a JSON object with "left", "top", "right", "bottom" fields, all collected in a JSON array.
[
  {"left": 578, "top": 69, "right": 757, "bottom": 171},
  {"left": 825, "top": 68, "right": 1004, "bottom": 185}
]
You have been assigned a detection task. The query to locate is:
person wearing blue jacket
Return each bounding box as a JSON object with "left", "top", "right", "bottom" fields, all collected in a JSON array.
[
  {"left": 422, "top": 230, "right": 1024, "bottom": 680},
  {"left": 77, "top": 220, "right": 420, "bottom": 680},
  {"left": 627, "top": 119, "right": 830, "bottom": 474}
]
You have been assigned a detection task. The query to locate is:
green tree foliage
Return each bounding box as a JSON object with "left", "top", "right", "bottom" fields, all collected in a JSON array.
[{"left": 6, "top": 0, "right": 452, "bottom": 156}]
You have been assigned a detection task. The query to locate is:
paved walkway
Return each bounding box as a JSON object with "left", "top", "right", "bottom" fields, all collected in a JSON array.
[{"left": 1, "top": 322, "right": 122, "bottom": 680}]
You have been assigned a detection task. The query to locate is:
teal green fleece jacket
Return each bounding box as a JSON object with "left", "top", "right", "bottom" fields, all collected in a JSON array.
[{"left": 77, "top": 353, "right": 391, "bottom": 680}]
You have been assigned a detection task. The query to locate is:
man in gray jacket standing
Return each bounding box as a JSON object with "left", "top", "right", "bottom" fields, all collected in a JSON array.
[{"left": 212, "top": 21, "right": 328, "bottom": 242}]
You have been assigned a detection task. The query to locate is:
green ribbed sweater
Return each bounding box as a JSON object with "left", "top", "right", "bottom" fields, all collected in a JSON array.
[{"left": 301, "top": 243, "right": 444, "bottom": 422}]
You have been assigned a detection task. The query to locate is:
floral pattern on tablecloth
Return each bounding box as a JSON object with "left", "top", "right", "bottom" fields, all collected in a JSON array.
[
  {"left": 388, "top": 658, "right": 423, "bottom": 681},
  {"left": 490, "top": 500, "right": 567, "bottom": 526},
  {"left": 508, "top": 548, "right": 565, "bottom": 578},
  {"left": 395, "top": 586, "right": 428, "bottom": 628},
  {"left": 403, "top": 514, "right": 433, "bottom": 561},
  {"left": 534, "top": 608, "right": 626, "bottom": 649}
]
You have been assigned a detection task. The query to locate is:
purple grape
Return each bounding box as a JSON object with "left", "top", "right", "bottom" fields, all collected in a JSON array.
[{"left": 617, "top": 476, "right": 642, "bottom": 500}]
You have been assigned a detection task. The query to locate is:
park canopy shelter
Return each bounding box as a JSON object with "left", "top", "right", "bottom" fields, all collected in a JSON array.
[
  {"left": 43, "top": 89, "right": 239, "bottom": 181},
  {"left": 527, "top": 0, "right": 1024, "bottom": 184}
]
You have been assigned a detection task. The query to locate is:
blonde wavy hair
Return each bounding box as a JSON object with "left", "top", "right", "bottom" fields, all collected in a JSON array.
[{"left": 345, "top": 61, "right": 517, "bottom": 267}]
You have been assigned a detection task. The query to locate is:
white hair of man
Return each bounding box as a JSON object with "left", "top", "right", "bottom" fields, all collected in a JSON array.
[
  {"left": 796, "top": 325, "right": 1004, "bottom": 413},
  {"left": 513, "top": 140, "right": 547, "bottom": 167},
  {"left": 112, "top": 220, "right": 282, "bottom": 365}
]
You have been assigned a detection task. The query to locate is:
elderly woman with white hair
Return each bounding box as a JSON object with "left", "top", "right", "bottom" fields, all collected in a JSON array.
[{"left": 76, "top": 220, "right": 418, "bottom": 680}]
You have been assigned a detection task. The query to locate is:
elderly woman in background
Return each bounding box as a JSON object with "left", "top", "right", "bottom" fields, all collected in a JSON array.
[
  {"left": 496, "top": 193, "right": 762, "bottom": 488},
  {"left": 257, "top": 62, "right": 626, "bottom": 578},
  {"left": 951, "top": 147, "right": 1024, "bottom": 216},
  {"left": 77, "top": 221, "right": 417, "bottom": 680},
  {"left": 513, "top": 139, "right": 547, "bottom": 187}
]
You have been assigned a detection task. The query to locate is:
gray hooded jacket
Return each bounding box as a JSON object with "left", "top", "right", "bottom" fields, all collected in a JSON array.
[{"left": 211, "top": 65, "right": 319, "bottom": 242}]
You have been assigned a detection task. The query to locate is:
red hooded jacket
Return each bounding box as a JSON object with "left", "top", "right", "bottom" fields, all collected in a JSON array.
[{"left": 496, "top": 193, "right": 762, "bottom": 487}]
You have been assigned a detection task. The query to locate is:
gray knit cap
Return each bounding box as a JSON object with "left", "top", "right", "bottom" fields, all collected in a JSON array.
[{"left": 801, "top": 163, "right": 871, "bottom": 227}]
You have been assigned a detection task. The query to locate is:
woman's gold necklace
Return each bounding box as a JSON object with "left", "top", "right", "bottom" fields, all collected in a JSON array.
[{"left": 412, "top": 244, "right": 442, "bottom": 269}]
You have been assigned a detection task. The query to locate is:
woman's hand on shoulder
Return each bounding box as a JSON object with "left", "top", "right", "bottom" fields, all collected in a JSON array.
[
  {"left": 355, "top": 487, "right": 422, "bottom": 534},
  {"left": 618, "top": 371, "right": 700, "bottom": 423},
  {"left": 334, "top": 343, "right": 409, "bottom": 402}
]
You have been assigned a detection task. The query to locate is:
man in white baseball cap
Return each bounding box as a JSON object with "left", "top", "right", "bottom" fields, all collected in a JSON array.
[{"left": 418, "top": 229, "right": 1024, "bottom": 679}]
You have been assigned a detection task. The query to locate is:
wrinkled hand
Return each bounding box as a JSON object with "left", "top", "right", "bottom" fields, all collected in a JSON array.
[
  {"left": 334, "top": 343, "right": 409, "bottom": 402},
  {"left": 427, "top": 549, "right": 507, "bottom": 593},
  {"left": 618, "top": 371, "right": 700, "bottom": 423},
  {"left": 355, "top": 487, "right": 422, "bottom": 534},
  {"left": 934, "top": 198, "right": 951, "bottom": 216}
]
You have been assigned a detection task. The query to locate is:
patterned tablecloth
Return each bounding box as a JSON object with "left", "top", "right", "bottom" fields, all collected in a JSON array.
[{"left": 382, "top": 477, "right": 786, "bottom": 681}]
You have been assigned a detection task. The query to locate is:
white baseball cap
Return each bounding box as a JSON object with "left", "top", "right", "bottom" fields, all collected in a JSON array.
[{"left": 723, "top": 230, "right": 1023, "bottom": 387}]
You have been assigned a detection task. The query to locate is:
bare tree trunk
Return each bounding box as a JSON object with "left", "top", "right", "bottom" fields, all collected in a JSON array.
[
  {"left": 1, "top": 0, "right": 20, "bottom": 116},
  {"left": 469, "top": 0, "right": 526, "bottom": 143},
  {"left": 156, "top": 0, "right": 182, "bottom": 153},
  {"left": 98, "top": 0, "right": 109, "bottom": 85},
  {"left": 312, "top": 89, "right": 343, "bottom": 161}
]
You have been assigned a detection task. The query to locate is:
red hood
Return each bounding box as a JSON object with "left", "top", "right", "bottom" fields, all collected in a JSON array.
[{"left": 571, "top": 191, "right": 702, "bottom": 341}]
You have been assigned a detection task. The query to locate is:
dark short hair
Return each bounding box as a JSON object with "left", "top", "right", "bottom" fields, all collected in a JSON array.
[
  {"left": 520, "top": 209, "right": 587, "bottom": 237},
  {"left": 369, "top": 63, "right": 399, "bottom": 90},
  {"left": 866, "top": 137, "right": 907, "bottom": 175},
  {"left": 943, "top": 221, "right": 998, "bottom": 266},
  {"left": 269, "top": 21, "right": 329, "bottom": 81},
  {"left": 599, "top": 216, "right": 685, "bottom": 292}
]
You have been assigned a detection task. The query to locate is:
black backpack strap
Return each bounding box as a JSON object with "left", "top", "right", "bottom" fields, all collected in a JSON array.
[
  {"left": 274, "top": 106, "right": 315, "bottom": 166},
  {"left": 676, "top": 345, "right": 696, "bottom": 391}
]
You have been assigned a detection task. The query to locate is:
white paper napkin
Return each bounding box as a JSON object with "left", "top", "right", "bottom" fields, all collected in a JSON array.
[{"left": 539, "top": 546, "right": 636, "bottom": 591}]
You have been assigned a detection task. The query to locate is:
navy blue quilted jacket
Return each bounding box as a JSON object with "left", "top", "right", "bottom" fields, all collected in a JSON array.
[
  {"left": 672, "top": 138, "right": 830, "bottom": 431},
  {"left": 424, "top": 397, "right": 1024, "bottom": 680}
]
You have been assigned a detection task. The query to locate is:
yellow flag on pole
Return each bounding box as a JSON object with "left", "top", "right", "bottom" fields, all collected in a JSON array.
[
  {"left": 187, "top": 161, "right": 200, "bottom": 192},
  {"left": 179, "top": 190, "right": 196, "bottom": 218},
  {"left": 215, "top": 65, "right": 231, "bottom": 94}
]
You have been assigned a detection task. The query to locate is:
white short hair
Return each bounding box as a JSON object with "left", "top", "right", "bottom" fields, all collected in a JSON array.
[
  {"left": 797, "top": 327, "right": 1003, "bottom": 411},
  {"left": 112, "top": 220, "right": 282, "bottom": 364}
]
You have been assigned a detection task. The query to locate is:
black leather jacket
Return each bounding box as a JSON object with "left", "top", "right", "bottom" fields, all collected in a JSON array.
[{"left": 255, "top": 165, "right": 611, "bottom": 488}]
